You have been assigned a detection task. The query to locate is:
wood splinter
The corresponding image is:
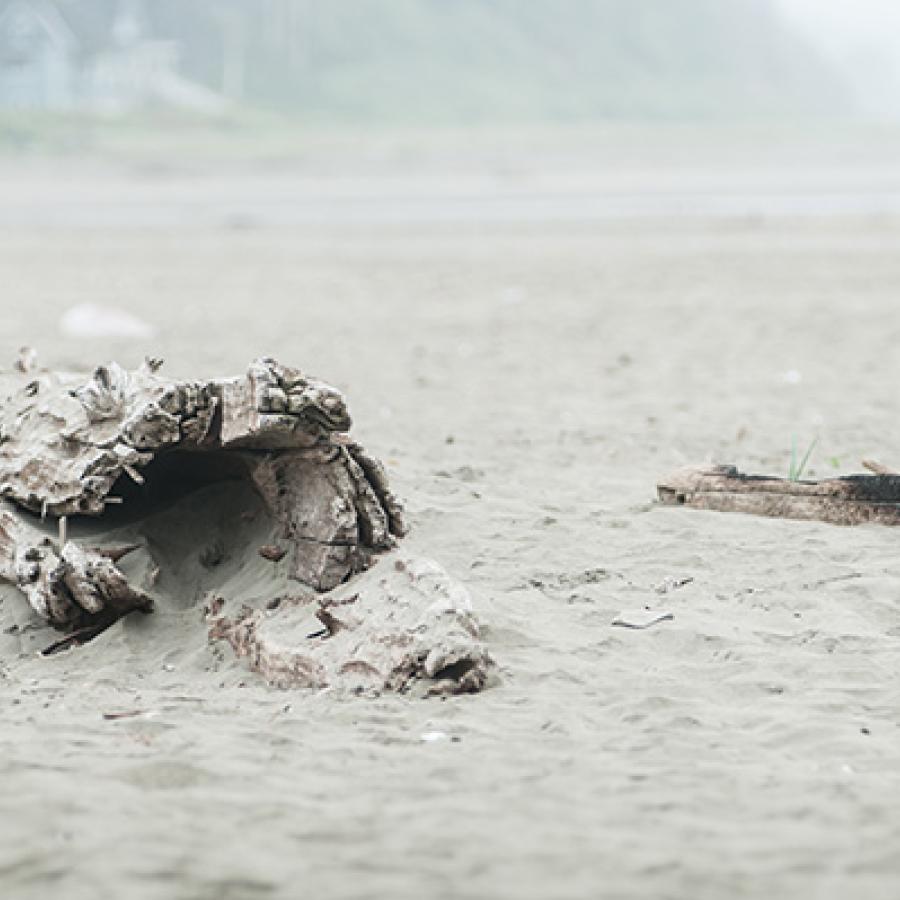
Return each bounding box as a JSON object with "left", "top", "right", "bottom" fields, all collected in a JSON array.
[
  {"left": 658, "top": 464, "right": 900, "bottom": 527},
  {"left": 861, "top": 459, "right": 898, "bottom": 476}
]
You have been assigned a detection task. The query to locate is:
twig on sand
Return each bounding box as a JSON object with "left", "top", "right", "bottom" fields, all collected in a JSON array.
[{"left": 40, "top": 616, "right": 119, "bottom": 656}]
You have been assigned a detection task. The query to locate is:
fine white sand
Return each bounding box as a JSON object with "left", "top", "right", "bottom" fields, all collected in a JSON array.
[{"left": 1, "top": 136, "right": 900, "bottom": 899}]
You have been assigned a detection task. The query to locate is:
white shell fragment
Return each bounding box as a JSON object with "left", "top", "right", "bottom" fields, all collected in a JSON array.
[{"left": 60, "top": 304, "right": 157, "bottom": 340}]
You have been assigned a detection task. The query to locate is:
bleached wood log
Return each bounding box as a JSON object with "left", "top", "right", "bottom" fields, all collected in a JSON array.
[
  {"left": 0, "top": 357, "right": 405, "bottom": 627},
  {"left": 0, "top": 356, "right": 493, "bottom": 693},
  {"left": 658, "top": 464, "right": 900, "bottom": 526}
]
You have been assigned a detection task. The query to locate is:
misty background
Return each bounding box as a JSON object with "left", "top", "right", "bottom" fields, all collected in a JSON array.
[
  {"left": 0, "top": 0, "right": 897, "bottom": 138},
  {"left": 2, "top": 1, "right": 899, "bottom": 228}
]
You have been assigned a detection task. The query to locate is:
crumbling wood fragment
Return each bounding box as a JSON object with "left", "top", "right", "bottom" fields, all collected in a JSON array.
[
  {"left": 0, "top": 502, "right": 152, "bottom": 630},
  {"left": 208, "top": 555, "right": 493, "bottom": 696},
  {"left": 658, "top": 464, "right": 900, "bottom": 526}
]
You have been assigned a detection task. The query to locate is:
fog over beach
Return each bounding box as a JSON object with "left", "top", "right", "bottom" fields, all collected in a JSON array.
[
  {"left": 778, "top": 0, "right": 900, "bottom": 119},
  {"left": 1, "top": 3, "right": 899, "bottom": 899}
]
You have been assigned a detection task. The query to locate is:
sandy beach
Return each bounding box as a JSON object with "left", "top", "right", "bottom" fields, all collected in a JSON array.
[{"left": 1, "top": 132, "right": 900, "bottom": 899}]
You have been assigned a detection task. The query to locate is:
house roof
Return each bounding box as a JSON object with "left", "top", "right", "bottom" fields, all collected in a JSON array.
[
  {"left": 55, "top": 0, "right": 124, "bottom": 54},
  {"left": 0, "top": 0, "right": 152, "bottom": 58},
  {"left": 0, "top": 0, "right": 79, "bottom": 56}
]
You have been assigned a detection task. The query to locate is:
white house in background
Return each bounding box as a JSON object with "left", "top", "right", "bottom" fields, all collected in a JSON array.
[
  {"left": 0, "top": 0, "right": 78, "bottom": 109},
  {"left": 0, "top": 0, "right": 226, "bottom": 113}
]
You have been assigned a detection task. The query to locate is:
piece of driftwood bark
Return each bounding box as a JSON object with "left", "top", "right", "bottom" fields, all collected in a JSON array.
[
  {"left": 208, "top": 554, "right": 492, "bottom": 696},
  {"left": 658, "top": 464, "right": 900, "bottom": 526},
  {"left": 0, "top": 503, "right": 152, "bottom": 629}
]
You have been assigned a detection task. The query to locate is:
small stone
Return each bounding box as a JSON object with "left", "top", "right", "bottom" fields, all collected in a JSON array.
[{"left": 258, "top": 545, "right": 287, "bottom": 563}]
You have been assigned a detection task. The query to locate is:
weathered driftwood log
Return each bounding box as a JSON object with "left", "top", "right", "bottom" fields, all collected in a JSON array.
[
  {"left": 658, "top": 464, "right": 900, "bottom": 526},
  {"left": 0, "top": 356, "right": 491, "bottom": 694},
  {"left": 208, "top": 555, "right": 492, "bottom": 696},
  {"left": 0, "top": 357, "right": 404, "bottom": 624}
]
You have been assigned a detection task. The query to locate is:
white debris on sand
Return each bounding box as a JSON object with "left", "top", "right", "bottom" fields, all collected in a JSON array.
[{"left": 60, "top": 304, "right": 157, "bottom": 339}]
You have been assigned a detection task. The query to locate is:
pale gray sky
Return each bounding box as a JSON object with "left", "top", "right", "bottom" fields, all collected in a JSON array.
[{"left": 777, "top": 0, "right": 900, "bottom": 117}]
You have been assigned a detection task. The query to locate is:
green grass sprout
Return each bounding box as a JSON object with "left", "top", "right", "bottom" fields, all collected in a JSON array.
[{"left": 788, "top": 435, "right": 818, "bottom": 482}]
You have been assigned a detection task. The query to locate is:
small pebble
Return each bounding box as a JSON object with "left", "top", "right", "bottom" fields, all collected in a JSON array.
[{"left": 259, "top": 545, "right": 287, "bottom": 562}]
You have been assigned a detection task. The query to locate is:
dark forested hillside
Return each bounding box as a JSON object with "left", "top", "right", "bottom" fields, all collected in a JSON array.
[{"left": 50, "top": 0, "right": 849, "bottom": 122}]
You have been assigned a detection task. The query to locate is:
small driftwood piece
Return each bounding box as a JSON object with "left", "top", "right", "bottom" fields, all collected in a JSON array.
[{"left": 658, "top": 464, "right": 900, "bottom": 526}]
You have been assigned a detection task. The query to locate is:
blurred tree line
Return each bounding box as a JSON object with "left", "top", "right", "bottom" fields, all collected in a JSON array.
[{"left": 57, "top": 0, "right": 850, "bottom": 122}]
